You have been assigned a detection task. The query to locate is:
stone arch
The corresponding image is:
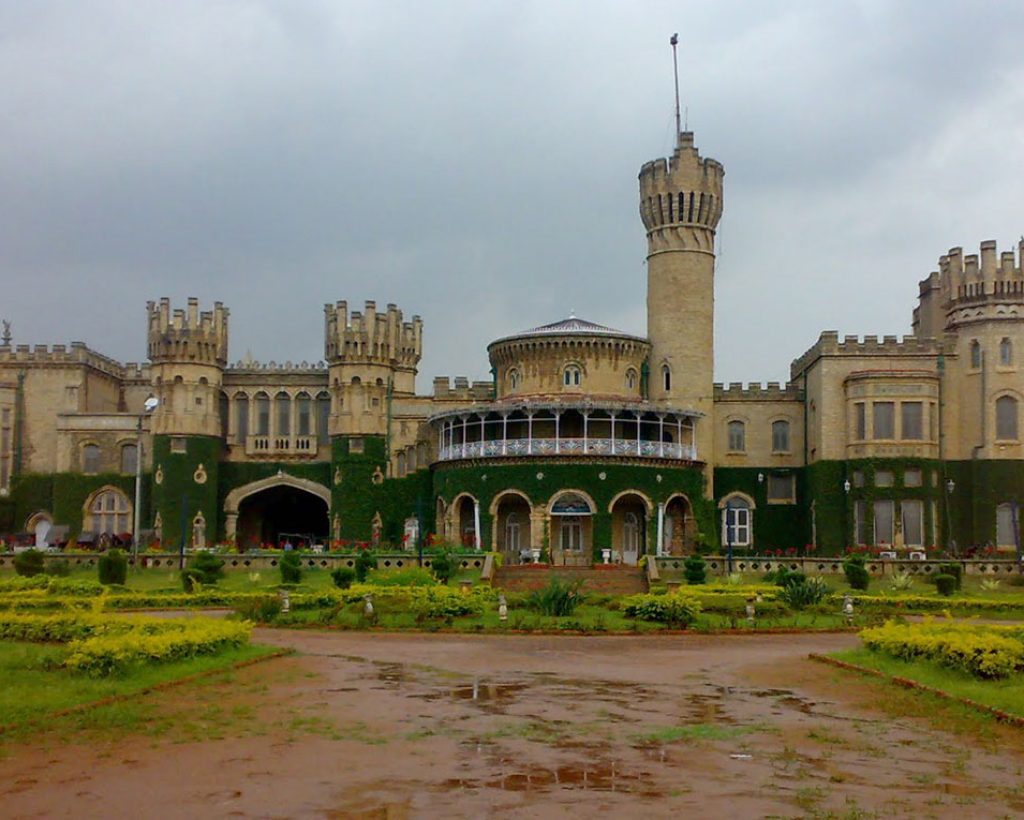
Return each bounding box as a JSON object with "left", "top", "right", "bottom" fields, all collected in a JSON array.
[
  {"left": 661, "top": 492, "right": 696, "bottom": 555},
  {"left": 25, "top": 511, "right": 53, "bottom": 549},
  {"left": 448, "top": 492, "right": 479, "bottom": 549},
  {"left": 717, "top": 490, "right": 757, "bottom": 510},
  {"left": 545, "top": 488, "right": 597, "bottom": 516},
  {"left": 606, "top": 489, "right": 653, "bottom": 515},
  {"left": 489, "top": 490, "right": 534, "bottom": 559},
  {"left": 224, "top": 473, "right": 331, "bottom": 541}
]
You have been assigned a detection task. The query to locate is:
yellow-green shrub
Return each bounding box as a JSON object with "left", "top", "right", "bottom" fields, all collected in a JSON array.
[{"left": 860, "top": 620, "right": 1024, "bottom": 679}]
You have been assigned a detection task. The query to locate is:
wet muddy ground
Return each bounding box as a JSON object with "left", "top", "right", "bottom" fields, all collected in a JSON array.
[{"left": 4, "top": 630, "right": 1024, "bottom": 818}]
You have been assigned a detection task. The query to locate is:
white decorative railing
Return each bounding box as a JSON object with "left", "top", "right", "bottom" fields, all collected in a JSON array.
[
  {"left": 245, "top": 435, "right": 319, "bottom": 456},
  {"left": 438, "top": 437, "right": 697, "bottom": 462}
]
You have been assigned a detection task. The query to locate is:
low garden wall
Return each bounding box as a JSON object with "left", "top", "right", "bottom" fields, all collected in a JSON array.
[{"left": 658, "top": 555, "right": 1023, "bottom": 578}]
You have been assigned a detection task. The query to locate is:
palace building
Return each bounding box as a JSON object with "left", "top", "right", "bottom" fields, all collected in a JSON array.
[{"left": 1, "top": 126, "right": 1021, "bottom": 561}]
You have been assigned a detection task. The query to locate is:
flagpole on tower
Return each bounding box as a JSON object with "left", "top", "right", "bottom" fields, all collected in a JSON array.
[{"left": 670, "top": 33, "right": 681, "bottom": 138}]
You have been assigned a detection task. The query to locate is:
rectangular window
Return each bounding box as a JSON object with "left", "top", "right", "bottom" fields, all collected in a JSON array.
[
  {"left": 767, "top": 473, "right": 795, "bottom": 503},
  {"left": 997, "top": 504, "right": 1018, "bottom": 548},
  {"left": 875, "top": 470, "right": 894, "bottom": 487},
  {"left": 727, "top": 421, "right": 745, "bottom": 452},
  {"left": 904, "top": 469, "right": 922, "bottom": 487},
  {"left": 873, "top": 402, "right": 895, "bottom": 439},
  {"left": 901, "top": 500, "right": 923, "bottom": 547},
  {"left": 873, "top": 500, "right": 894, "bottom": 545},
  {"left": 349, "top": 437, "right": 364, "bottom": 454},
  {"left": 854, "top": 500, "right": 867, "bottom": 546},
  {"left": 929, "top": 402, "right": 937, "bottom": 441},
  {"left": 852, "top": 470, "right": 865, "bottom": 488},
  {"left": 170, "top": 437, "right": 187, "bottom": 454},
  {"left": 901, "top": 402, "right": 923, "bottom": 440},
  {"left": 771, "top": 421, "right": 790, "bottom": 452},
  {"left": 855, "top": 403, "right": 866, "bottom": 440}
]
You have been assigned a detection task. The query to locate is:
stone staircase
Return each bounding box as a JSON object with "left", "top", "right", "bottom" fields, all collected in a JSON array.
[{"left": 492, "top": 565, "right": 648, "bottom": 595}]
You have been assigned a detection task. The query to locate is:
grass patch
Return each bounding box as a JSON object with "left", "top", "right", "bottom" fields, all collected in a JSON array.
[
  {"left": 831, "top": 647, "right": 1024, "bottom": 718},
  {"left": 0, "top": 640, "right": 278, "bottom": 730}
]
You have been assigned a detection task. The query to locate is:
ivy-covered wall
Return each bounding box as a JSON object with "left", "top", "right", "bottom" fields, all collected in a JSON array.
[
  {"left": 152, "top": 435, "right": 220, "bottom": 548},
  {"left": 331, "top": 436, "right": 433, "bottom": 544},
  {"left": 713, "top": 467, "right": 810, "bottom": 552},
  {"left": 433, "top": 460, "right": 713, "bottom": 557},
  {"left": 6, "top": 471, "right": 148, "bottom": 538},
  {"left": 945, "top": 460, "right": 1024, "bottom": 548}
]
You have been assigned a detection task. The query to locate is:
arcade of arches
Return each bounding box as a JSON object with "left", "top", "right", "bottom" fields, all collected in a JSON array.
[{"left": 441, "top": 489, "right": 696, "bottom": 566}]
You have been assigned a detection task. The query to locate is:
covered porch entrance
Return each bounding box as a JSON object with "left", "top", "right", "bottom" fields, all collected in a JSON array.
[{"left": 225, "top": 474, "right": 331, "bottom": 550}]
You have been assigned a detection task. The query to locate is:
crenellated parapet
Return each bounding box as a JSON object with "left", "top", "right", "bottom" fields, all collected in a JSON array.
[
  {"left": 924, "top": 240, "right": 1024, "bottom": 332},
  {"left": 713, "top": 381, "right": 804, "bottom": 402},
  {"left": 791, "top": 331, "right": 943, "bottom": 379},
  {"left": 0, "top": 341, "right": 145, "bottom": 381},
  {"left": 639, "top": 131, "right": 724, "bottom": 253},
  {"left": 431, "top": 376, "right": 494, "bottom": 401},
  {"left": 146, "top": 297, "right": 229, "bottom": 366},
  {"left": 323, "top": 300, "right": 422, "bottom": 373}
]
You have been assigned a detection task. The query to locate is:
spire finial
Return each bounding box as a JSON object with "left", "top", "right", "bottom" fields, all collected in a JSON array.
[
  {"left": 569, "top": 308, "right": 576, "bottom": 320},
  {"left": 670, "top": 33, "right": 681, "bottom": 140}
]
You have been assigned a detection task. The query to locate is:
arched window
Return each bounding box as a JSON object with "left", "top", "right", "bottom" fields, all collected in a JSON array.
[
  {"left": 722, "top": 497, "right": 752, "bottom": 547},
  {"left": 85, "top": 488, "right": 131, "bottom": 536},
  {"left": 771, "top": 420, "right": 790, "bottom": 453},
  {"left": 1000, "top": 337, "right": 1013, "bottom": 366},
  {"left": 82, "top": 444, "right": 100, "bottom": 474},
  {"left": 396, "top": 452, "right": 406, "bottom": 476},
  {"left": 563, "top": 365, "right": 582, "bottom": 388},
  {"left": 970, "top": 339, "right": 982, "bottom": 368},
  {"left": 296, "top": 392, "right": 312, "bottom": 436},
  {"left": 727, "top": 420, "right": 746, "bottom": 452},
  {"left": 662, "top": 364, "right": 671, "bottom": 392},
  {"left": 316, "top": 392, "right": 331, "bottom": 444},
  {"left": 275, "top": 392, "right": 291, "bottom": 436},
  {"left": 235, "top": 393, "right": 249, "bottom": 444},
  {"left": 219, "top": 391, "right": 229, "bottom": 440},
  {"left": 996, "top": 395, "right": 1019, "bottom": 440},
  {"left": 997, "top": 503, "right": 1019, "bottom": 548},
  {"left": 626, "top": 369, "right": 638, "bottom": 391},
  {"left": 120, "top": 443, "right": 138, "bottom": 475},
  {"left": 507, "top": 368, "right": 521, "bottom": 390},
  {"left": 254, "top": 392, "right": 270, "bottom": 436}
]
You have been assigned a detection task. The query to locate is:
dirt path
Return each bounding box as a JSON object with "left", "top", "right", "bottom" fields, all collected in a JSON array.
[{"left": 4, "top": 630, "right": 1024, "bottom": 818}]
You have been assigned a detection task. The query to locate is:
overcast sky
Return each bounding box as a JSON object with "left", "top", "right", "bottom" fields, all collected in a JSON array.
[{"left": 3, "top": 1, "right": 1023, "bottom": 389}]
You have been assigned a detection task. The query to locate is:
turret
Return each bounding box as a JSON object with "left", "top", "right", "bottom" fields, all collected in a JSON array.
[
  {"left": 146, "top": 297, "right": 228, "bottom": 437},
  {"left": 323, "top": 299, "right": 422, "bottom": 436},
  {"left": 641, "top": 131, "right": 723, "bottom": 492}
]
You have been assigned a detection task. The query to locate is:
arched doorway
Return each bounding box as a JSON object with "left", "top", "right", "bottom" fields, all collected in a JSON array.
[
  {"left": 610, "top": 492, "right": 650, "bottom": 565},
  {"left": 492, "top": 492, "right": 532, "bottom": 563},
  {"left": 26, "top": 513, "right": 53, "bottom": 549},
  {"left": 454, "top": 495, "right": 478, "bottom": 549},
  {"left": 549, "top": 490, "right": 595, "bottom": 566},
  {"left": 237, "top": 485, "right": 329, "bottom": 549},
  {"left": 224, "top": 474, "right": 331, "bottom": 550},
  {"left": 662, "top": 495, "right": 696, "bottom": 555}
]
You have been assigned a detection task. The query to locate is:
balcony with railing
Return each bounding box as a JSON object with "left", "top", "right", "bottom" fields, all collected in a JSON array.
[
  {"left": 432, "top": 402, "right": 700, "bottom": 464},
  {"left": 245, "top": 435, "right": 320, "bottom": 457}
]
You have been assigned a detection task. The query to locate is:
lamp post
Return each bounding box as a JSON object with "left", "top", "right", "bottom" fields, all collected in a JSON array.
[
  {"left": 945, "top": 478, "right": 956, "bottom": 556},
  {"left": 132, "top": 396, "right": 159, "bottom": 566}
]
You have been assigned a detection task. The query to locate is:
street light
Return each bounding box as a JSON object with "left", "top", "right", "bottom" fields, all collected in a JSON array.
[{"left": 132, "top": 396, "right": 159, "bottom": 565}]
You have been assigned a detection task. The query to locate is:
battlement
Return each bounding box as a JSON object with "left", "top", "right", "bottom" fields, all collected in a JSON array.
[
  {"left": 432, "top": 376, "right": 494, "bottom": 401},
  {"left": 935, "top": 240, "right": 1024, "bottom": 302},
  {"left": 226, "top": 359, "right": 327, "bottom": 373},
  {"left": 639, "top": 131, "right": 724, "bottom": 234},
  {"left": 324, "top": 300, "right": 422, "bottom": 369},
  {"left": 0, "top": 341, "right": 138, "bottom": 380},
  {"left": 713, "top": 381, "right": 803, "bottom": 401},
  {"left": 146, "top": 297, "right": 229, "bottom": 366},
  {"left": 791, "top": 331, "right": 942, "bottom": 379}
]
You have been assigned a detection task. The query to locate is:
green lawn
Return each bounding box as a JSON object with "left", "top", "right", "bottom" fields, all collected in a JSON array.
[
  {"left": 830, "top": 646, "right": 1024, "bottom": 718},
  {"left": 0, "top": 640, "right": 278, "bottom": 731}
]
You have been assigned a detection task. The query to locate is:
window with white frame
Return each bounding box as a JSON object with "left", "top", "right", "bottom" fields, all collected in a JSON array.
[
  {"left": 854, "top": 500, "right": 868, "bottom": 546},
  {"left": 873, "top": 500, "right": 894, "bottom": 545},
  {"left": 505, "top": 512, "right": 521, "bottom": 552},
  {"left": 901, "top": 500, "right": 924, "bottom": 547},
  {"left": 623, "top": 512, "right": 640, "bottom": 552},
  {"left": 563, "top": 365, "right": 582, "bottom": 388},
  {"left": 997, "top": 503, "right": 1018, "bottom": 548},
  {"left": 722, "top": 497, "right": 751, "bottom": 547},
  {"left": 996, "top": 396, "right": 1019, "bottom": 440},
  {"left": 771, "top": 420, "right": 790, "bottom": 452},
  {"left": 727, "top": 420, "right": 745, "bottom": 452},
  {"left": 85, "top": 488, "right": 131, "bottom": 535}
]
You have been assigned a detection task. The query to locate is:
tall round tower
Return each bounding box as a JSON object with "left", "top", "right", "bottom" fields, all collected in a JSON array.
[{"left": 640, "top": 131, "right": 723, "bottom": 491}]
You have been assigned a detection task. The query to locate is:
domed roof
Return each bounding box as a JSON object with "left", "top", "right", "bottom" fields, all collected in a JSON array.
[{"left": 489, "top": 315, "right": 647, "bottom": 347}]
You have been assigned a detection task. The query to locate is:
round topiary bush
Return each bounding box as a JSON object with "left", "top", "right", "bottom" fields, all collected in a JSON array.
[
  {"left": 934, "top": 573, "right": 957, "bottom": 597},
  {"left": 279, "top": 551, "right": 302, "bottom": 584},
  {"left": 13, "top": 549, "right": 46, "bottom": 577},
  {"left": 843, "top": 555, "right": 870, "bottom": 591},
  {"left": 181, "top": 551, "right": 226, "bottom": 591},
  {"left": 331, "top": 567, "right": 356, "bottom": 589},
  {"left": 429, "top": 551, "right": 456, "bottom": 585},
  {"left": 684, "top": 554, "right": 707, "bottom": 585},
  {"left": 98, "top": 549, "right": 128, "bottom": 585}
]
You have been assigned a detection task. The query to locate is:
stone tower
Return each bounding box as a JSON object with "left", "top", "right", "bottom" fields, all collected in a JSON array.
[
  {"left": 146, "top": 297, "right": 228, "bottom": 548},
  {"left": 323, "top": 300, "right": 423, "bottom": 438},
  {"left": 640, "top": 131, "right": 724, "bottom": 490}
]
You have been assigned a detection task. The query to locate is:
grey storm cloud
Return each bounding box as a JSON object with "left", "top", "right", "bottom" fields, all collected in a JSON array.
[{"left": 2, "top": 1, "right": 1023, "bottom": 386}]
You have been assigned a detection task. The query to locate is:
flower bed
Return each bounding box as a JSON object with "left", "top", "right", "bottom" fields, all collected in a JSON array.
[{"left": 860, "top": 621, "right": 1024, "bottom": 679}]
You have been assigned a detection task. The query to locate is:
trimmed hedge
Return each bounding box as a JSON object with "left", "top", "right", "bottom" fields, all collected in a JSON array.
[{"left": 861, "top": 620, "right": 1024, "bottom": 679}]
